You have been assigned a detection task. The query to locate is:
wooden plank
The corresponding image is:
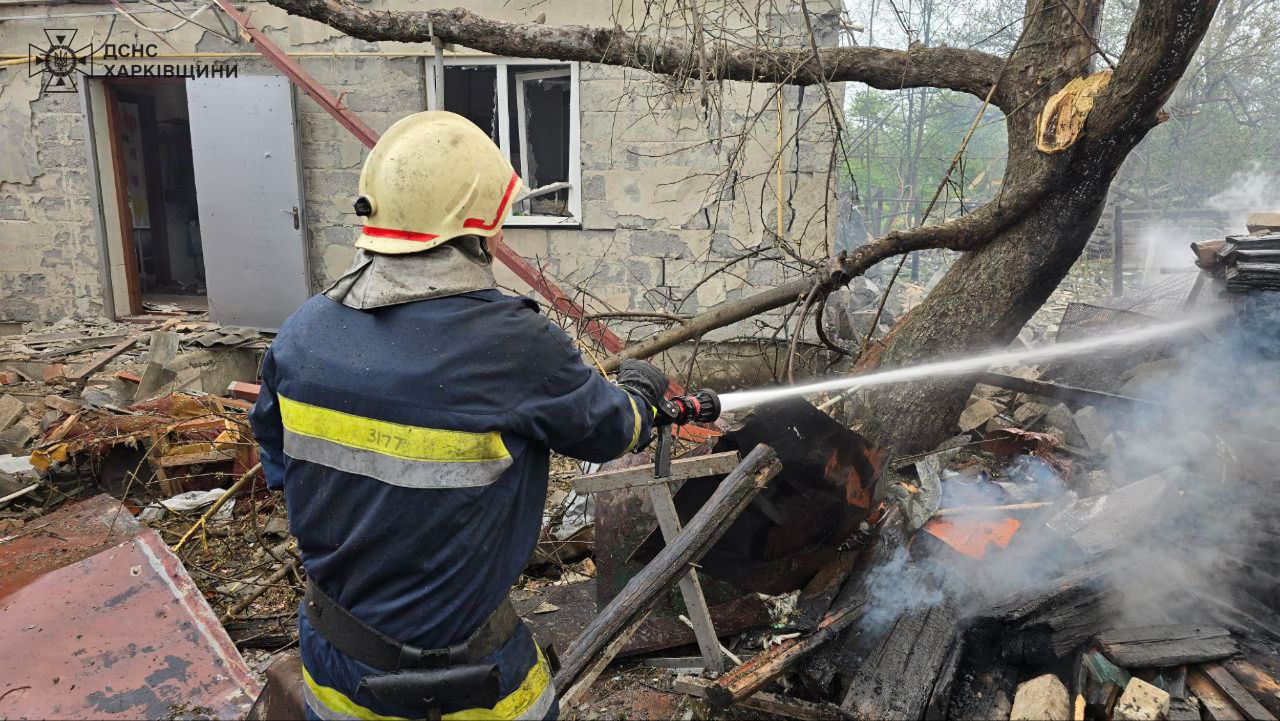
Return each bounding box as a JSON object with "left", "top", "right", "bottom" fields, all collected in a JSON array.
[
  {"left": 573, "top": 451, "right": 741, "bottom": 495},
  {"left": 68, "top": 338, "right": 137, "bottom": 381},
  {"left": 674, "top": 676, "right": 850, "bottom": 721},
  {"left": 158, "top": 449, "right": 237, "bottom": 468},
  {"left": 1225, "top": 660, "right": 1280, "bottom": 717},
  {"left": 557, "top": 610, "right": 650, "bottom": 709},
  {"left": 1188, "top": 668, "right": 1248, "bottom": 721},
  {"left": 31, "top": 335, "right": 130, "bottom": 360},
  {"left": 43, "top": 395, "right": 84, "bottom": 415},
  {"left": 551, "top": 444, "right": 780, "bottom": 693},
  {"left": 706, "top": 600, "right": 865, "bottom": 708},
  {"left": 647, "top": 482, "right": 723, "bottom": 674},
  {"left": 1098, "top": 625, "right": 1237, "bottom": 668},
  {"left": 794, "top": 548, "right": 862, "bottom": 631},
  {"left": 1202, "top": 664, "right": 1277, "bottom": 721}
]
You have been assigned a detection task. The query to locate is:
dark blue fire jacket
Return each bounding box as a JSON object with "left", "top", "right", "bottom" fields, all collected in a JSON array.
[{"left": 250, "top": 289, "right": 650, "bottom": 720}]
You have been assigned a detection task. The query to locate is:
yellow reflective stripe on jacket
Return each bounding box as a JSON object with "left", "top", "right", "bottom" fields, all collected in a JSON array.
[
  {"left": 624, "top": 394, "right": 642, "bottom": 453},
  {"left": 302, "top": 649, "right": 553, "bottom": 721},
  {"left": 279, "top": 395, "right": 509, "bottom": 462},
  {"left": 278, "top": 395, "right": 513, "bottom": 489}
]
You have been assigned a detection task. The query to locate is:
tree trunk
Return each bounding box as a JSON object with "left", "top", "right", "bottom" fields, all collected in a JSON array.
[{"left": 858, "top": 0, "right": 1214, "bottom": 459}]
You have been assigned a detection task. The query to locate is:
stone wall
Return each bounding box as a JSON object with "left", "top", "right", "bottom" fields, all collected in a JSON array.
[{"left": 0, "top": 0, "right": 842, "bottom": 336}]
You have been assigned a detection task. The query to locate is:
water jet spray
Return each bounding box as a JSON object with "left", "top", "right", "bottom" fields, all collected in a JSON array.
[{"left": 717, "top": 314, "right": 1219, "bottom": 414}]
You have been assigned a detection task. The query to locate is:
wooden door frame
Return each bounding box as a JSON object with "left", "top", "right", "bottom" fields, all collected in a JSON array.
[
  {"left": 102, "top": 77, "right": 183, "bottom": 316},
  {"left": 102, "top": 81, "right": 141, "bottom": 316}
]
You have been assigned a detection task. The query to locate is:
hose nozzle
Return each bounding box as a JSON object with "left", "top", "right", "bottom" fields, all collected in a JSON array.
[{"left": 657, "top": 389, "right": 720, "bottom": 426}]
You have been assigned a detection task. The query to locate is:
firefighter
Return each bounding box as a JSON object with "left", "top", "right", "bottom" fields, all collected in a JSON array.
[{"left": 249, "top": 111, "right": 670, "bottom": 721}]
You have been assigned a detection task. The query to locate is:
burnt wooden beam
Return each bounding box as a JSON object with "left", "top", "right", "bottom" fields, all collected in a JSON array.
[
  {"left": 800, "top": 506, "right": 910, "bottom": 693},
  {"left": 839, "top": 601, "right": 961, "bottom": 720},
  {"left": 976, "top": 371, "right": 1162, "bottom": 410},
  {"left": 794, "top": 549, "right": 864, "bottom": 631},
  {"left": 975, "top": 563, "right": 1114, "bottom": 627},
  {"left": 976, "top": 564, "right": 1116, "bottom": 665},
  {"left": 1224, "top": 659, "right": 1280, "bottom": 718},
  {"left": 706, "top": 600, "right": 866, "bottom": 709},
  {"left": 552, "top": 444, "right": 781, "bottom": 693},
  {"left": 1098, "top": 625, "right": 1238, "bottom": 668},
  {"left": 1188, "top": 667, "right": 1248, "bottom": 721},
  {"left": 925, "top": 632, "right": 966, "bottom": 720}
]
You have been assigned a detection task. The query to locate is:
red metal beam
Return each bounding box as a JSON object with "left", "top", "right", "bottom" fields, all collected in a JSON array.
[
  {"left": 487, "top": 238, "right": 627, "bottom": 354},
  {"left": 212, "top": 0, "right": 379, "bottom": 149}
]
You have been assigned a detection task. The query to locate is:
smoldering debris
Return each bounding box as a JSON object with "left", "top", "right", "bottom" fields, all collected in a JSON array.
[{"left": 560, "top": 223, "right": 1280, "bottom": 721}]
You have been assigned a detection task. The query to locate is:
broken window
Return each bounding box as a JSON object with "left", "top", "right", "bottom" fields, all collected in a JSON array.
[{"left": 441, "top": 60, "right": 581, "bottom": 226}]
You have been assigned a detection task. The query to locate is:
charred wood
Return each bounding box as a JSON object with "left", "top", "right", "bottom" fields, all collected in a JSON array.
[
  {"left": 947, "top": 649, "right": 1020, "bottom": 721},
  {"left": 1200, "top": 663, "right": 1278, "bottom": 721},
  {"left": 1098, "top": 625, "right": 1238, "bottom": 668},
  {"left": 839, "top": 600, "right": 960, "bottom": 720},
  {"left": 1188, "top": 667, "right": 1249, "bottom": 721},
  {"left": 925, "top": 632, "right": 966, "bottom": 720},
  {"left": 705, "top": 600, "right": 865, "bottom": 709},
  {"left": 976, "top": 564, "right": 1115, "bottom": 664},
  {"left": 799, "top": 506, "right": 911, "bottom": 695},
  {"left": 1225, "top": 659, "right": 1280, "bottom": 718}
]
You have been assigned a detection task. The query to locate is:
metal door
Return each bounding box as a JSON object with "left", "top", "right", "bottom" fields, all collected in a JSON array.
[{"left": 186, "top": 76, "right": 311, "bottom": 330}]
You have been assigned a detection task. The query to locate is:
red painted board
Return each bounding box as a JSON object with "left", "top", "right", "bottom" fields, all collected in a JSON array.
[{"left": 0, "top": 530, "right": 260, "bottom": 719}]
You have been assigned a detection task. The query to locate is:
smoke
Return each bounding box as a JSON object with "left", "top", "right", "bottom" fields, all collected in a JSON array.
[
  {"left": 1097, "top": 290, "right": 1280, "bottom": 625},
  {"left": 856, "top": 545, "right": 947, "bottom": 633},
  {"left": 1128, "top": 166, "right": 1280, "bottom": 282},
  {"left": 1208, "top": 165, "right": 1280, "bottom": 233},
  {"left": 847, "top": 291, "right": 1280, "bottom": 645}
]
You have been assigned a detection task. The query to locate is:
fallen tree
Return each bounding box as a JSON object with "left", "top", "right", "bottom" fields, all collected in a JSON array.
[{"left": 264, "top": 0, "right": 1219, "bottom": 459}]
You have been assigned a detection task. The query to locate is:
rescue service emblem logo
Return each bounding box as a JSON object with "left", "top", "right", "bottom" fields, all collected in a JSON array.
[{"left": 28, "top": 29, "right": 93, "bottom": 94}]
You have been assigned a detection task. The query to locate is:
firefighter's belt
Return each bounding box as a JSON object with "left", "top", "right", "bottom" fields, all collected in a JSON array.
[{"left": 304, "top": 579, "right": 519, "bottom": 672}]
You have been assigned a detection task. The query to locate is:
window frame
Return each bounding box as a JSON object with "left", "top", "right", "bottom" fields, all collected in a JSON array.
[{"left": 440, "top": 56, "right": 582, "bottom": 228}]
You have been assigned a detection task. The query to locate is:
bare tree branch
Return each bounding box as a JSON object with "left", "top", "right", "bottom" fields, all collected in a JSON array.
[{"left": 262, "top": 0, "right": 1012, "bottom": 105}]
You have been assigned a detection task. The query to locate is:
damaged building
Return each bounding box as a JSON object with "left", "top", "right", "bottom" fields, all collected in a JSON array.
[{"left": 0, "top": 0, "right": 844, "bottom": 332}]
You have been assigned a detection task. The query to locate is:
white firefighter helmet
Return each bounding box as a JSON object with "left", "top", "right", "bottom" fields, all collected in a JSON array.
[{"left": 353, "top": 111, "right": 523, "bottom": 254}]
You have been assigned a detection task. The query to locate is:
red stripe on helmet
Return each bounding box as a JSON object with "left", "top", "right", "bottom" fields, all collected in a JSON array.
[
  {"left": 363, "top": 171, "right": 518, "bottom": 241},
  {"left": 462, "top": 172, "right": 520, "bottom": 231},
  {"left": 361, "top": 226, "right": 440, "bottom": 242}
]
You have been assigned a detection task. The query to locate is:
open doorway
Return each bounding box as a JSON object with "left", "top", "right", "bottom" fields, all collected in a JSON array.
[{"left": 104, "top": 79, "right": 206, "bottom": 314}]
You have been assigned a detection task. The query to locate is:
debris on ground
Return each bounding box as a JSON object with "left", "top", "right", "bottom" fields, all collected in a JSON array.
[
  {"left": 3, "top": 218, "right": 1280, "bottom": 720},
  {"left": 529, "top": 221, "right": 1280, "bottom": 721}
]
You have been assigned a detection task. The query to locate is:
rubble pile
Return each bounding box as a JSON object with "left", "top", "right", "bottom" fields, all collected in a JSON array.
[
  {"left": 0, "top": 312, "right": 296, "bottom": 717},
  {"left": 543, "top": 236, "right": 1279, "bottom": 720},
  {"left": 3, "top": 218, "right": 1279, "bottom": 720}
]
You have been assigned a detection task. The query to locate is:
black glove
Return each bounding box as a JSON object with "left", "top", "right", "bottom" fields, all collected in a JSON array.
[{"left": 616, "top": 359, "right": 668, "bottom": 411}]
